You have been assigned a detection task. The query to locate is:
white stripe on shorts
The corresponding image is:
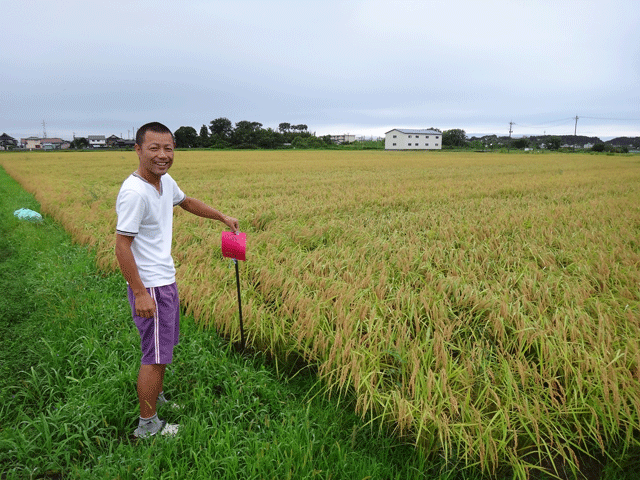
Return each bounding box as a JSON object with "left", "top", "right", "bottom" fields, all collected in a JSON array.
[{"left": 150, "top": 287, "right": 160, "bottom": 364}]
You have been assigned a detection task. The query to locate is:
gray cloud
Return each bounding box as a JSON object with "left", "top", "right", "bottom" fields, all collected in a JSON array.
[{"left": 1, "top": 0, "right": 638, "bottom": 140}]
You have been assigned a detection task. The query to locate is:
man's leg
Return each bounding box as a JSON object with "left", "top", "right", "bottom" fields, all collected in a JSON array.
[
  {"left": 130, "top": 284, "right": 180, "bottom": 437},
  {"left": 138, "top": 364, "right": 166, "bottom": 418}
]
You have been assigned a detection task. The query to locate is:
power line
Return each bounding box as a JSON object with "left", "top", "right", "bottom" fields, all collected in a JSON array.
[
  {"left": 580, "top": 116, "right": 640, "bottom": 122},
  {"left": 508, "top": 114, "right": 639, "bottom": 139},
  {"left": 514, "top": 118, "right": 575, "bottom": 129},
  {"left": 516, "top": 116, "right": 639, "bottom": 128}
]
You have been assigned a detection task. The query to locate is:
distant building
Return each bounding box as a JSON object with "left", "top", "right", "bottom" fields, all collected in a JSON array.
[
  {"left": 106, "top": 135, "right": 121, "bottom": 147},
  {"left": 19, "top": 137, "right": 70, "bottom": 150},
  {"left": 88, "top": 135, "right": 106, "bottom": 148},
  {"left": 114, "top": 138, "right": 135, "bottom": 149},
  {"left": 21, "top": 136, "right": 42, "bottom": 150},
  {"left": 385, "top": 129, "right": 442, "bottom": 150},
  {"left": 330, "top": 134, "right": 356, "bottom": 144},
  {"left": 106, "top": 135, "right": 135, "bottom": 149},
  {"left": 0, "top": 133, "right": 17, "bottom": 150},
  {"left": 40, "top": 138, "right": 67, "bottom": 150}
]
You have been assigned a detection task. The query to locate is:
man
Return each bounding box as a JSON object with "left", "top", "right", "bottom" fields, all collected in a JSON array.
[{"left": 115, "top": 122, "right": 238, "bottom": 438}]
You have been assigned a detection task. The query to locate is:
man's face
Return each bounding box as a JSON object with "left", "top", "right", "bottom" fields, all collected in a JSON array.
[{"left": 135, "top": 131, "right": 175, "bottom": 180}]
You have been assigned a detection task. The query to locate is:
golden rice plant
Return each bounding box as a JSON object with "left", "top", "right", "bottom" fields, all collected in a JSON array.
[{"left": 3, "top": 149, "right": 640, "bottom": 478}]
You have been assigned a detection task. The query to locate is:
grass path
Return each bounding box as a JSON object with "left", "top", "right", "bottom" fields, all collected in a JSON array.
[{"left": 0, "top": 165, "right": 450, "bottom": 479}]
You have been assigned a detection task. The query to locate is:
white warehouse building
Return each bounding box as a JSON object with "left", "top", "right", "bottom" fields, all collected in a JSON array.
[{"left": 385, "top": 129, "right": 442, "bottom": 150}]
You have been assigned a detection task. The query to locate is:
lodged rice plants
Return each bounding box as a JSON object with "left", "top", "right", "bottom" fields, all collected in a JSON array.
[{"left": 2, "top": 149, "right": 640, "bottom": 478}]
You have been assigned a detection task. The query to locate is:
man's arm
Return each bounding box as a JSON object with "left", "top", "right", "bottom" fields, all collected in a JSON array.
[
  {"left": 179, "top": 196, "right": 239, "bottom": 232},
  {"left": 115, "top": 233, "right": 156, "bottom": 318}
]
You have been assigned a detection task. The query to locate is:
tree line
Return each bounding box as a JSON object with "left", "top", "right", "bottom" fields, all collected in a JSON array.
[
  {"left": 174, "top": 119, "right": 335, "bottom": 149},
  {"left": 444, "top": 129, "right": 640, "bottom": 152},
  {"left": 66, "top": 122, "right": 638, "bottom": 151}
]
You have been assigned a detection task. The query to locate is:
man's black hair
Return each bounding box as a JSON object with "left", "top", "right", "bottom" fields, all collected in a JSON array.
[{"left": 136, "top": 122, "right": 174, "bottom": 146}]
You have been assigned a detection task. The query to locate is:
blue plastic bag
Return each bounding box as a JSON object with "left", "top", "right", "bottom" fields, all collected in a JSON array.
[{"left": 14, "top": 208, "right": 43, "bottom": 223}]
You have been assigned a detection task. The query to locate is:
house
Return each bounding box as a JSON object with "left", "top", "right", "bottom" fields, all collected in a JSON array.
[
  {"left": 106, "top": 135, "right": 135, "bottom": 149},
  {"left": 0, "top": 133, "right": 17, "bottom": 150},
  {"left": 106, "top": 135, "right": 121, "bottom": 147},
  {"left": 40, "top": 138, "right": 67, "bottom": 150},
  {"left": 21, "top": 136, "right": 42, "bottom": 150},
  {"left": 19, "top": 137, "right": 70, "bottom": 150},
  {"left": 113, "top": 138, "right": 136, "bottom": 149},
  {"left": 385, "top": 129, "right": 442, "bottom": 150},
  {"left": 88, "top": 135, "right": 106, "bottom": 148}
]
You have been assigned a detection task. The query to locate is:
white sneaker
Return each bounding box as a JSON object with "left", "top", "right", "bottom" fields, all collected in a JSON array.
[{"left": 134, "top": 419, "right": 180, "bottom": 438}]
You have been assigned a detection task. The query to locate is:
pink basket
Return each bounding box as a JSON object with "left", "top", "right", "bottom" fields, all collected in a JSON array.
[{"left": 221, "top": 231, "right": 247, "bottom": 261}]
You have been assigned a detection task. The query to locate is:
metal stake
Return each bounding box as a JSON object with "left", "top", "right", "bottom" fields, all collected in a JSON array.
[{"left": 234, "top": 258, "right": 245, "bottom": 350}]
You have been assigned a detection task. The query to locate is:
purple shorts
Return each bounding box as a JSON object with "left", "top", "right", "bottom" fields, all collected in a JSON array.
[{"left": 127, "top": 283, "right": 180, "bottom": 365}]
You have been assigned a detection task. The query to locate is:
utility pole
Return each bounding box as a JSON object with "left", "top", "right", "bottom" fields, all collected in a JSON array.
[
  {"left": 574, "top": 115, "right": 579, "bottom": 151},
  {"left": 508, "top": 121, "right": 514, "bottom": 152}
]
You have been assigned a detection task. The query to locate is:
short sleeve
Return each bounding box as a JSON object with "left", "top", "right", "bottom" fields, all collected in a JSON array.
[
  {"left": 116, "top": 189, "right": 146, "bottom": 236},
  {"left": 170, "top": 177, "right": 186, "bottom": 206}
]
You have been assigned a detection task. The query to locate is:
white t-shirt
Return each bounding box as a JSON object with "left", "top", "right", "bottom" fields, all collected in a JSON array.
[{"left": 116, "top": 172, "right": 186, "bottom": 287}]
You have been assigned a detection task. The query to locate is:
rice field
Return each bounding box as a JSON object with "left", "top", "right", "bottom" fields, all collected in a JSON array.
[{"left": 2, "top": 149, "right": 640, "bottom": 478}]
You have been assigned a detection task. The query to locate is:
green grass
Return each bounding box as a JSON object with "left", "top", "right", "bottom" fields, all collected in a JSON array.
[{"left": 0, "top": 165, "right": 477, "bottom": 480}]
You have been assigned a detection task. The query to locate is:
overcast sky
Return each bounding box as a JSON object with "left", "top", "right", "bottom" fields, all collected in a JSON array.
[{"left": 1, "top": 0, "right": 639, "bottom": 140}]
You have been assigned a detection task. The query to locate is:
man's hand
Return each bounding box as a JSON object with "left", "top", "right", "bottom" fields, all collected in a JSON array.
[
  {"left": 223, "top": 215, "right": 239, "bottom": 233},
  {"left": 134, "top": 291, "right": 157, "bottom": 318},
  {"left": 179, "top": 197, "right": 239, "bottom": 232}
]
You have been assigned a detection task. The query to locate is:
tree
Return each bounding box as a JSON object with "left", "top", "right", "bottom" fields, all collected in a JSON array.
[
  {"left": 469, "top": 139, "right": 484, "bottom": 150},
  {"left": 257, "top": 128, "right": 282, "bottom": 149},
  {"left": 70, "top": 137, "right": 89, "bottom": 149},
  {"left": 209, "top": 117, "right": 233, "bottom": 140},
  {"left": 546, "top": 136, "right": 562, "bottom": 150},
  {"left": 278, "top": 122, "right": 291, "bottom": 133},
  {"left": 232, "top": 120, "right": 263, "bottom": 148},
  {"left": 513, "top": 137, "right": 529, "bottom": 149},
  {"left": 442, "top": 129, "right": 467, "bottom": 148},
  {"left": 174, "top": 126, "right": 198, "bottom": 148},
  {"left": 592, "top": 143, "right": 606, "bottom": 152},
  {"left": 199, "top": 125, "right": 210, "bottom": 147}
]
